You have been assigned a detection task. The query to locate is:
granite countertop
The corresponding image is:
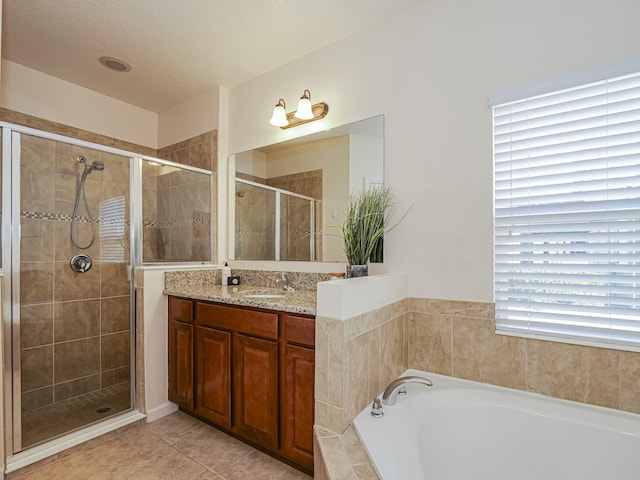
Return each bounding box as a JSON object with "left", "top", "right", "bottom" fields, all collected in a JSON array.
[{"left": 164, "top": 284, "right": 317, "bottom": 316}]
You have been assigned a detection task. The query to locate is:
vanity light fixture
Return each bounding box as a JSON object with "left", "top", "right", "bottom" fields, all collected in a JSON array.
[
  {"left": 269, "top": 99, "right": 289, "bottom": 127},
  {"left": 294, "top": 89, "right": 314, "bottom": 119},
  {"left": 269, "top": 89, "right": 329, "bottom": 129}
]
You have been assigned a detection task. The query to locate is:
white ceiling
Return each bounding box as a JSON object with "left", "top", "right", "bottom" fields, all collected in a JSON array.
[{"left": 2, "top": 0, "right": 424, "bottom": 113}]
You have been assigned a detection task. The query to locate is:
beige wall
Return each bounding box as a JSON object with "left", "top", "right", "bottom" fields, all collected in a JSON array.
[
  {"left": 226, "top": 0, "right": 640, "bottom": 303},
  {"left": 235, "top": 149, "right": 267, "bottom": 178},
  {"left": 0, "top": 60, "right": 159, "bottom": 148},
  {"left": 349, "top": 133, "right": 383, "bottom": 194},
  {"left": 0, "top": 61, "right": 221, "bottom": 152},
  {"left": 266, "top": 136, "right": 349, "bottom": 261},
  {"left": 157, "top": 88, "right": 219, "bottom": 149}
]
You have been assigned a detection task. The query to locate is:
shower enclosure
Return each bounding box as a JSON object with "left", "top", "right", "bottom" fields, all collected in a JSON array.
[
  {"left": 0, "top": 123, "right": 213, "bottom": 458},
  {"left": 234, "top": 178, "right": 317, "bottom": 261}
]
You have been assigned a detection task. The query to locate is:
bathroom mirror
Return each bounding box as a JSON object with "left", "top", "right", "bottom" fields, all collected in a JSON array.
[{"left": 228, "top": 115, "right": 384, "bottom": 262}]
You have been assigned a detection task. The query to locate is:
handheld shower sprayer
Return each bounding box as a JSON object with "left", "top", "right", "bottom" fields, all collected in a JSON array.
[
  {"left": 77, "top": 155, "right": 105, "bottom": 176},
  {"left": 70, "top": 155, "right": 106, "bottom": 250}
]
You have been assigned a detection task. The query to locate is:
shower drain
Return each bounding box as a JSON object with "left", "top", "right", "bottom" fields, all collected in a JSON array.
[{"left": 96, "top": 407, "right": 111, "bottom": 414}]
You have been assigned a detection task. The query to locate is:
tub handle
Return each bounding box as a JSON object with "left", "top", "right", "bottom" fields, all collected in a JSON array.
[{"left": 371, "top": 398, "right": 384, "bottom": 418}]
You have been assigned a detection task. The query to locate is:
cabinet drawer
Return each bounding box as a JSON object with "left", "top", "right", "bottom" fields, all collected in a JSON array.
[
  {"left": 195, "top": 302, "right": 278, "bottom": 340},
  {"left": 168, "top": 296, "right": 194, "bottom": 323},
  {"left": 281, "top": 314, "right": 315, "bottom": 348}
]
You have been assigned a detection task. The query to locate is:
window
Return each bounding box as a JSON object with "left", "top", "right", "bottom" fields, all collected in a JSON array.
[
  {"left": 100, "top": 195, "right": 126, "bottom": 263},
  {"left": 492, "top": 69, "right": 640, "bottom": 350}
]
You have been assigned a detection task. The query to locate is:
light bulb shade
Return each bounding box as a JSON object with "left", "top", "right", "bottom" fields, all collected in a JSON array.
[
  {"left": 269, "top": 99, "right": 288, "bottom": 127},
  {"left": 294, "top": 89, "right": 314, "bottom": 120}
]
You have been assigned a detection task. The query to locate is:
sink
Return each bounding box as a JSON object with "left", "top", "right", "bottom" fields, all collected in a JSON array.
[{"left": 243, "top": 293, "right": 286, "bottom": 299}]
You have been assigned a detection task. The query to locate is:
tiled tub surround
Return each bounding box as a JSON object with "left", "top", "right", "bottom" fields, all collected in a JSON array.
[
  {"left": 314, "top": 278, "right": 640, "bottom": 479},
  {"left": 407, "top": 299, "right": 640, "bottom": 414},
  {"left": 314, "top": 273, "right": 408, "bottom": 479}
]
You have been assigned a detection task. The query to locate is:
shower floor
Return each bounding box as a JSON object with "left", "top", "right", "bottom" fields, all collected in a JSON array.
[{"left": 21, "top": 382, "right": 131, "bottom": 449}]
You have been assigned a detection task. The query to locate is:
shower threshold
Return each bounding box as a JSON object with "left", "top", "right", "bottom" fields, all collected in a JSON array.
[
  {"left": 6, "top": 402, "right": 145, "bottom": 474},
  {"left": 22, "top": 382, "right": 131, "bottom": 449}
]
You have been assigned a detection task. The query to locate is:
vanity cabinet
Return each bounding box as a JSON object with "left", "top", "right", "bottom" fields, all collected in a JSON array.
[
  {"left": 195, "top": 325, "right": 231, "bottom": 428},
  {"left": 280, "top": 314, "right": 315, "bottom": 470},
  {"left": 233, "top": 333, "right": 279, "bottom": 450},
  {"left": 167, "top": 296, "right": 314, "bottom": 474},
  {"left": 168, "top": 296, "right": 194, "bottom": 410}
]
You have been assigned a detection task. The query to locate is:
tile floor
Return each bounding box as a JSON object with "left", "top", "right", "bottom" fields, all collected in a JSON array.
[
  {"left": 8, "top": 411, "right": 313, "bottom": 480},
  {"left": 22, "top": 382, "right": 131, "bottom": 448}
]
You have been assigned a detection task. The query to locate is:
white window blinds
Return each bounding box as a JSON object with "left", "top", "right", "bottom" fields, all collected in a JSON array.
[
  {"left": 100, "top": 195, "right": 126, "bottom": 263},
  {"left": 492, "top": 72, "right": 640, "bottom": 350}
]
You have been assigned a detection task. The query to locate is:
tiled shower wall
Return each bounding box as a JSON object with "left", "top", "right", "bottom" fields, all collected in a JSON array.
[
  {"left": 234, "top": 181, "right": 275, "bottom": 260},
  {"left": 267, "top": 169, "right": 322, "bottom": 261},
  {"left": 142, "top": 167, "right": 212, "bottom": 262},
  {"left": 2, "top": 109, "right": 218, "bottom": 418},
  {"left": 20, "top": 134, "right": 131, "bottom": 411},
  {"left": 234, "top": 170, "right": 322, "bottom": 261},
  {"left": 153, "top": 131, "right": 217, "bottom": 262}
]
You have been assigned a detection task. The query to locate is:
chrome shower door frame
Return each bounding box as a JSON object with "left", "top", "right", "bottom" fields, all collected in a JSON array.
[{"left": 0, "top": 123, "right": 141, "bottom": 457}]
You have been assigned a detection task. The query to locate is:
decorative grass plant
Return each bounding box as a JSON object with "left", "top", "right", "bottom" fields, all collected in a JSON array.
[{"left": 340, "top": 186, "right": 405, "bottom": 267}]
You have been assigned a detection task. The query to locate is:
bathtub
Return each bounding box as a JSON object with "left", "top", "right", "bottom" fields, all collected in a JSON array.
[{"left": 353, "top": 369, "right": 640, "bottom": 480}]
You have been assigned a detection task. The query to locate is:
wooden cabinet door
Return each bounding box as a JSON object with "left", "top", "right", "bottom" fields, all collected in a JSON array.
[
  {"left": 168, "top": 319, "right": 194, "bottom": 410},
  {"left": 195, "top": 326, "right": 231, "bottom": 428},
  {"left": 280, "top": 343, "right": 315, "bottom": 471},
  {"left": 233, "top": 334, "right": 279, "bottom": 450}
]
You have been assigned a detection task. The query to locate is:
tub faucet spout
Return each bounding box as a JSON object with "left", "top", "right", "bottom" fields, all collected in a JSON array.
[{"left": 381, "top": 375, "right": 433, "bottom": 406}]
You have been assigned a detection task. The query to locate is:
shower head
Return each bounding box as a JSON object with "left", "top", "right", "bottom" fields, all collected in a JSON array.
[
  {"left": 90, "top": 161, "right": 105, "bottom": 171},
  {"left": 83, "top": 160, "right": 105, "bottom": 175},
  {"left": 76, "top": 156, "right": 105, "bottom": 174}
]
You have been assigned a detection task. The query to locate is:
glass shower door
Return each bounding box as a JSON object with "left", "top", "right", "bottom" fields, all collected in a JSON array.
[
  {"left": 279, "top": 193, "right": 315, "bottom": 261},
  {"left": 15, "top": 132, "right": 133, "bottom": 450}
]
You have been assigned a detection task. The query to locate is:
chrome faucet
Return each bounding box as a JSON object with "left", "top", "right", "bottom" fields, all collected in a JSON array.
[
  {"left": 381, "top": 375, "right": 433, "bottom": 406},
  {"left": 275, "top": 272, "right": 295, "bottom": 292}
]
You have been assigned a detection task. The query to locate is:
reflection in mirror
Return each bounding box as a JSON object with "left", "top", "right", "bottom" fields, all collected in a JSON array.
[
  {"left": 229, "top": 115, "right": 384, "bottom": 262},
  {"left": 235, "top": 179, "right": 317, "bottom": 261}
]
